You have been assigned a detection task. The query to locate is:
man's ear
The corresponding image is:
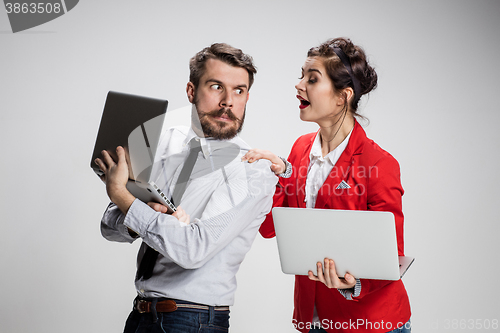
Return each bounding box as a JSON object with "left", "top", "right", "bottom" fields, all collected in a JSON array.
[
  {"left": 186, "top": 82, "right": 195, "bottom": 103},
  {"left": 246, "top": 92, "right": 250, "bottom": 102}
]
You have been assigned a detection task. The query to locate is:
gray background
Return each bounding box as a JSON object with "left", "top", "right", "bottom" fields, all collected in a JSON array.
[{"left": 1, "top": 0, "right": 499, "bottom": 332}]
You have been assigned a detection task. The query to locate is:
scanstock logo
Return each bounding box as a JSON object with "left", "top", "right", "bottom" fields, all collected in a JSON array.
[{"left": 3, "top": 0, "right": 79, "bottom": 33}]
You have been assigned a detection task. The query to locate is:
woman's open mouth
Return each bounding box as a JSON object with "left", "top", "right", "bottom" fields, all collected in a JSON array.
[{"left": 297, "top": 95, "right": 310, "bottom": 109}]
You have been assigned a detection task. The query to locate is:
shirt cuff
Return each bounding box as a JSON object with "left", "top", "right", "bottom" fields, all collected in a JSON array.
[
  {"left": 113, "top": 208, "right": 139, "bottom": 239},
  {"left": 337, "top": 278, "right": 362, "bottom": 300},
  {"left": 123, "top": 199, "right": 187, "bottom": 237}
]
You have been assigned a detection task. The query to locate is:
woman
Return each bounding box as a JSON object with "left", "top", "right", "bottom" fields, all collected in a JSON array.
[{"left": 243, "top": 38, "right": 411, "bottom": 332}]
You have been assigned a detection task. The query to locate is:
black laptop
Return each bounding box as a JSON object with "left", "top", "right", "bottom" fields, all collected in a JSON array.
[{"left": 91, "top": 91, "right": 176, "bottom": 213}]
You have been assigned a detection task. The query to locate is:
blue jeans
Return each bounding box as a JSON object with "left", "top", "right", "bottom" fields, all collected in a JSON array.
[
  {"left": 387, "top": 320, "right": 411, "bottom": 333},
  {"left": 308, "top": 319, "right": 411, "bottom": 333},
  {"left": 123, "top": 301, "right": 230, "bottom": 333}
]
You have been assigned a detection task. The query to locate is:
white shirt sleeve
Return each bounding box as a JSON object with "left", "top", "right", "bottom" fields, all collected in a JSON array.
[{"left": 123, "top": 161, "right": 277, "bottom": 269}]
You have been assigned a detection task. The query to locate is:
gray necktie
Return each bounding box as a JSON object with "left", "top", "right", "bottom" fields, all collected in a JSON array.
[
  {"left": 172, "top": 138, "right": 202, "bottom": 205},
  {"left": 136, "top": 138, "right": 202, "bottom": 281}
]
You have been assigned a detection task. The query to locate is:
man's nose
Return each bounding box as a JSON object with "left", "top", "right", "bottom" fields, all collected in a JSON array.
[{"left": 220, "top": 90, "right": 233, "bottom": 108}]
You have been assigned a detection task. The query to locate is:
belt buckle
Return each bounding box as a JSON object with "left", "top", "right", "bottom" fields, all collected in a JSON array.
[{"left": 135, "top": 299, "right": 149, "bottom": 314}]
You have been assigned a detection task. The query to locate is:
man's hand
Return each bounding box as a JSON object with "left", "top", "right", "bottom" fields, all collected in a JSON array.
[
  {"left": 308, "top": 258, "right": 356, "bottom": 289},
  {"left": 147, "top": 202, "right": 171, "bottom": 214},
  {"left": 95, "top": 146, "right": 135, "bottom": 214}
]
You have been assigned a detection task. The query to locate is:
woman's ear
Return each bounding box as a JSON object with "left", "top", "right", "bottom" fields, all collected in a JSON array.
[
  {"left": 337, "top": 88, "right": 354, "bottom": 107},
  {"left": 344, "top": 87, "right": 354, "bottom": 103}
]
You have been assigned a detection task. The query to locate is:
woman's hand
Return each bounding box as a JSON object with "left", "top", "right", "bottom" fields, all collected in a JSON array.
[
  {"left": 308, "top": 258, "right": 356, "bottom": 289},
  {"left": 148, "top": 203, "right": 190, "bottom": 225},
  {"left": 172, "top": 206, "right": 190, "bottom": 225},
  {"left": 242, "top": 148, "right": 286, "bottom": 175}
]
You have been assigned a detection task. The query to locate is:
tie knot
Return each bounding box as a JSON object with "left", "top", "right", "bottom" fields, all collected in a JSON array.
[{"left": 189, "top": 138, "right": 202, "bottom": 150}]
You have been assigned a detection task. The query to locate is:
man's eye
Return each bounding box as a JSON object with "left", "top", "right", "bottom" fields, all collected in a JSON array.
[
  {"left": 235, "top": 89, "right": 243, "bottom": 94},
  {"left": 211, "top": 84, "right": 222, "bottom": 90}
]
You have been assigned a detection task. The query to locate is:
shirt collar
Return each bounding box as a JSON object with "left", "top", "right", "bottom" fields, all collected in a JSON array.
[
  {"left": 310, "top": 133, "right": 323, "bottom": 161},
  {"left": 309, "top": 128, "right": 354, "bottom": 164},
  {"left": 184, "top": 127, "right": 250, "bottom": 159},
  {"left": 184, "top": 127, "right": 209, "bottom": 158}
]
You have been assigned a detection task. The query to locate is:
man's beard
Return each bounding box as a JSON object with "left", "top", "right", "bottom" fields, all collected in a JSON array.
[{"left": 193, "top": 101, "right": 245, "bottom": 140}]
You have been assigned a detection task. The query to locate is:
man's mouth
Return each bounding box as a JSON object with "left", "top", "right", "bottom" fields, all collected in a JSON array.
[
  {"left": 214, "top": 114, "right": 231, "bottom": 122},
  {"left": 297, "top": 95, "right": 310, "bottom": 109},
  {"left": 204, "top": 108, "right": 239, "bottom": 123},
  {"left": 197, "top": 106, "right": 245, "bottom": 140}
]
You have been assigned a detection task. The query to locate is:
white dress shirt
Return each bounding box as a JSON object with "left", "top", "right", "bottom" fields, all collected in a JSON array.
[
  {"left": 305, "top": 130, "right": 352, "bottom": 208},
  {"left": 101, "top": 126, "right": 278, "bottom": 306}
]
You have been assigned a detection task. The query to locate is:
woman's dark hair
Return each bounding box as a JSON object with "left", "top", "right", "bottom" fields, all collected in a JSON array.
[
  {"left": 307, "top": 37, "right": 378, "bottom": 116},
  {"left": 189, "top": 43, "right": 257, "bottom": 90}
]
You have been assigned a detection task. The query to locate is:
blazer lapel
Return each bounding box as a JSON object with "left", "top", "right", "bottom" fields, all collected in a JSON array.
[
  {"left": 314, "top": 121, "right": 366, "bottom": 209},
  {"left": 296, "top": 133, "right": 316, "bottom": 208}
]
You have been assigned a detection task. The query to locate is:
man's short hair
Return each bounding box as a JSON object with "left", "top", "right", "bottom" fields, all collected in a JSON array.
[{"left": 189, "top": 43, "right": 257, "bottom": 89}]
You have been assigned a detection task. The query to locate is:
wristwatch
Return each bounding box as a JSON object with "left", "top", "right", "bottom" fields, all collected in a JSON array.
[{"left": 278, "top": 157, "right": 292, "bottom": 178}]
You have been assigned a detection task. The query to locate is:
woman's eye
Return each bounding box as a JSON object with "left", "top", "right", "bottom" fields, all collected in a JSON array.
[{"left": 298, "top": 75, "right": 316, "bottom": 83}]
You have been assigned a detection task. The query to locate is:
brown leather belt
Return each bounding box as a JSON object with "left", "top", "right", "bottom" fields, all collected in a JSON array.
[{"left": 134, "top": 299, "right": 230, "bottom": 314}]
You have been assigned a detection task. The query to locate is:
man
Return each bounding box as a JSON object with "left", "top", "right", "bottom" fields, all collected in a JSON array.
[{"left": 95, "top": 43, "right": 289, "bottom": 332}]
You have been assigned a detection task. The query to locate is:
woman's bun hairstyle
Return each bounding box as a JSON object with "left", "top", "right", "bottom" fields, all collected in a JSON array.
[{"left": 307, "top": 37, "right": 377, "bottom": 115}]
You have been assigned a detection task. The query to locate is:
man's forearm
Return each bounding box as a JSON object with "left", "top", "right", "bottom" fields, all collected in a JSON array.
[{"left": 107, "top": 184, "right": 136, "bottom": 215}]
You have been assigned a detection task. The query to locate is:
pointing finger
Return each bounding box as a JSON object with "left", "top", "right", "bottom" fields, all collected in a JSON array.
[
  {"left": 95, "top": 158, "right": 107, "bottom": 173},
  {"left": 324, "top": 258, "right": 333, "bottom": 287},
  {"left": 116, "top": 146, "right": 126, "bottom": 163},
  {"left": 316, "top": 262, "right": 326, "bottom": 284},
  {"left": 101, "top": 150, "right": 115, "bottom": 167}
]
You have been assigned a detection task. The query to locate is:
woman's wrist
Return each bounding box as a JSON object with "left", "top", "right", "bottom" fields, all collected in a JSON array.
[{"left": 277, "top": 157, "right": 292, "bottom": 178}]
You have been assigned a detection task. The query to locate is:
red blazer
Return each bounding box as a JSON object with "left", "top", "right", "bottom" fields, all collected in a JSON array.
[{"left": 260, "top": 122, "right": 411, "bottom": 333}]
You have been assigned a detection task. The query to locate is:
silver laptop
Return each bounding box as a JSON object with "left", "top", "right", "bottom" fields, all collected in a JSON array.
[
  {"left": 272, "top": 207, "right": 414, "bottom": 280},
  {"left": 90, "top": 91, "right": 176, "bottom": 213}
]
